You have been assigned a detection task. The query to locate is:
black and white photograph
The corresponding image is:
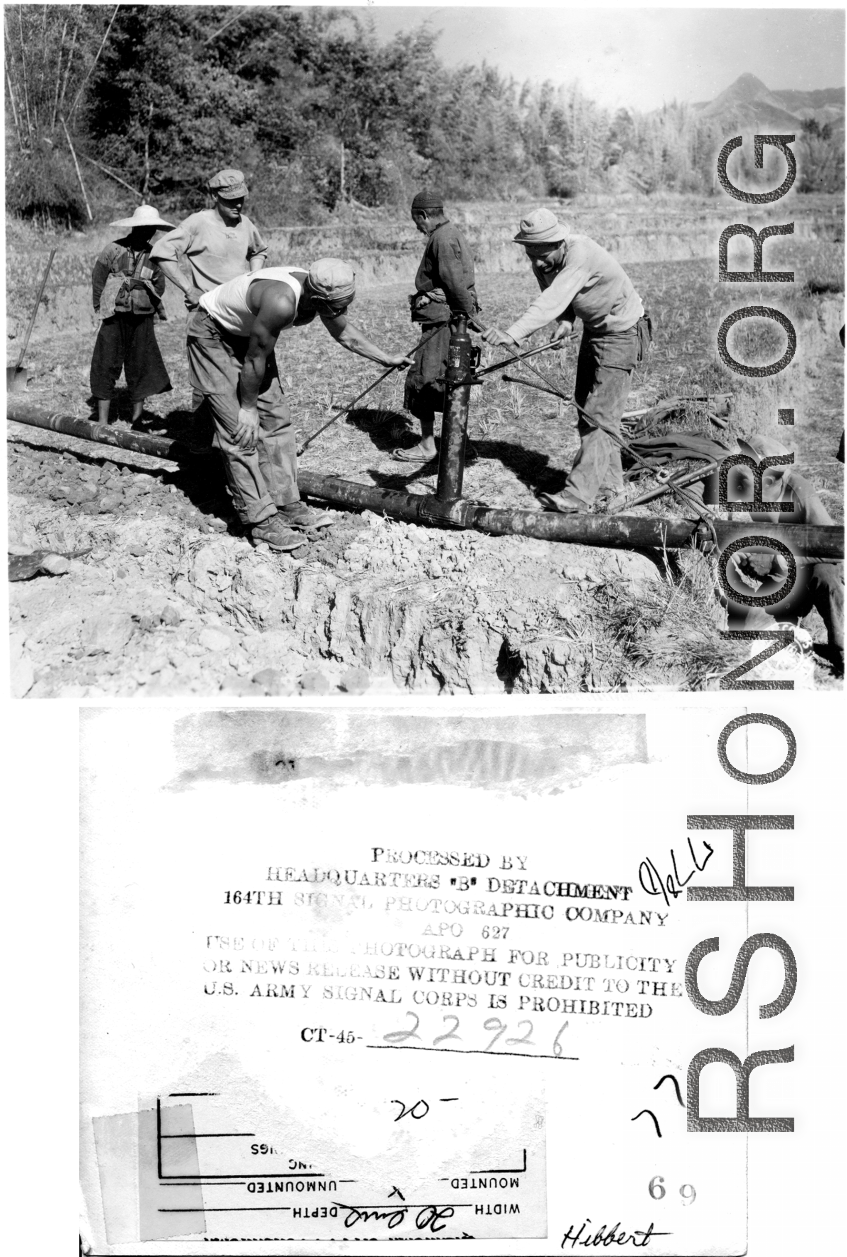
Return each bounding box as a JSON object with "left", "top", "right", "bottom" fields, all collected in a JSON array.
[
  {"left": 1, "top": 7, "right": 845, "bottom": 1257},
  {"left": 6, "top": 5, "right": 844, "bottom": 696}
]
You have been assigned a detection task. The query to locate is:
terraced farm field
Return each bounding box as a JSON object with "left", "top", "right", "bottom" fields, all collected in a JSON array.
[{"left": 7, "top": 195, "right": 844, "bottom": 696}]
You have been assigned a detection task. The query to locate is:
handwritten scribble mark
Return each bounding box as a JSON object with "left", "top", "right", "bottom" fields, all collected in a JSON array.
[
  {"left": 391, "top": 1098, "right": 430, "bottom": 1121},
  {"left": 333, "top": 1203, "right": 458, "bottom": 1234},
  {"left": 440, "top": 1097, "right": 459, "bottom": 1102},
  {"left": 388, "top": 1187, "right": 406, "bottom": 1201},
  {"left": 631, "top": 1109, "right": 662, "bottom": 1137},
  {"left": 653, "top": 1074, "right": 685, "bottom": 1107},
  {"left": 639, "top": 837, "right": 715, "bottom": 908}
]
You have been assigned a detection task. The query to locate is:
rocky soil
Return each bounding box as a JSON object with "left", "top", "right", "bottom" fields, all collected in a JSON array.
[
  {"left": 7, "top": 249, "right": 842, "bottom": 698},
  {"left": 11, "top": 431, "right": 709, "bottom": 699}
]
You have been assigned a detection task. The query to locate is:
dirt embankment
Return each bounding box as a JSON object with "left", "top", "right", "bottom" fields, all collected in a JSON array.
[
  {"left": 8, "top": 193, "right": 842, "bottom": 345},
  {"left": 13, "top": 432, "right": 714, "bottom": 698}
]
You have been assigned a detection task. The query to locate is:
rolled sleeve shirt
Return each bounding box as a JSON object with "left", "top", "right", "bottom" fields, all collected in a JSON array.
[
  {"left": 506, "top": 234, "right": 643, "bottom": 342},
  {"left": 415, "top": 221, "right": 478, "bottom": 317},
  {"left": 150, "top": 209, "right": 268, "bottom": 292}
]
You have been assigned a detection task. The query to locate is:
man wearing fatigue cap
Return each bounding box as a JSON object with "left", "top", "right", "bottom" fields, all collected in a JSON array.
[
  {"left": 485, "top": 207, "right": 652, "bottom": 512},
  {"left": 395, "top": 189, "right": 480, "bottom": 464},
  {"left": 151, "top": 168, "right": 268, "bottom": 310},
  {"left": 189, "top": 259, "right": 412, "bottom": 552}
]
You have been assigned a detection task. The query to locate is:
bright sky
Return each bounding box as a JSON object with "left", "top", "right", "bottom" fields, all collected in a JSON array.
[{"left": 335, "top": 5, "right": 845, "bottom": 111}]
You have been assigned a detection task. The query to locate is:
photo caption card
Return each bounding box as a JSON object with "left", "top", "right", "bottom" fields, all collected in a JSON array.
[{"left": 76, "top": 700, "right": 825, "bottom": 1256}]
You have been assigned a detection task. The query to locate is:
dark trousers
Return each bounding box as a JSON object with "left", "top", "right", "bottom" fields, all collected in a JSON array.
[
  {"left": 90, "top": 314, "right": 171, "bottom": 402},
  {"left": 404, "top": 314, "right": 451, "bottom": 420}
]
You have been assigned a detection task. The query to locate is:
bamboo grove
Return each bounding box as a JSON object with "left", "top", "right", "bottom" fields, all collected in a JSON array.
[{"left": 4, "top": 5, "right": 843, "bottom": 229}]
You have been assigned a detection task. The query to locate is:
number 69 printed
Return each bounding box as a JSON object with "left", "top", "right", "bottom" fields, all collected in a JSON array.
[{"left": 649, "top": 1176, "right": 696, "bottom": 1205}]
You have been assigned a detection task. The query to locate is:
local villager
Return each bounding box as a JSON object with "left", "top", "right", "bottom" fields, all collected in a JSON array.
[
  {"left": 396, "top": 189, "right": 480, "bottom": 464},
  {"left": 485, "top": 208, "right": 652, "bottom": 512},
  {"left": 726, "top": 434, "right": 844, "bottom": 671},
  {"left": 150, "top": 168, "right": 268, "bottom": 309},
  {"left": 90, "top": 204, "right": 173, "bottom": 426},
  {"left": 188, "top": 260, "right": 412, "bottom": 552}
]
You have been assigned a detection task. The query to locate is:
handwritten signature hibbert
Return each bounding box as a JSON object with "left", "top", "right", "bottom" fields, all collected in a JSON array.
[
  {"left": 562, "top": 1220, "right": 672, "bottom": 1249},
  {"left": 638, "top": 837, "right": 714, "bottom": 908}
]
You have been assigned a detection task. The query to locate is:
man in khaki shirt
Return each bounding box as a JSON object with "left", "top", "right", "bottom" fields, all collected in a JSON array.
[
  {"left": 485, "top": 208, "right": 651, "bottom": 512},
  {"left": 151, "top": 168, "right": 268, "bottom": 309},
  {"left": 151, "top": 169, "right": 268, "bottom": 429}
]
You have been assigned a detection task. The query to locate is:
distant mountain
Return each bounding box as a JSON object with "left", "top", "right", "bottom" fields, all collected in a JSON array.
[
  {"left": 774, "top": 87, "right": 845, "bottom": 112},
  {"left": 695, "top": 72, "right": 844, "bottom": 133}
]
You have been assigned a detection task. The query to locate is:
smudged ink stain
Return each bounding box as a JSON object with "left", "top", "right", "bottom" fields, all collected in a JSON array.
[
  {"left": 165, "top": 712, "right": 648, "bottom": 794},
  {"left": 164, "top": 748, "right": 300, "bottom": 791},
  {"left": 255, "top": 750, "right": 297, "bottom": 779}
]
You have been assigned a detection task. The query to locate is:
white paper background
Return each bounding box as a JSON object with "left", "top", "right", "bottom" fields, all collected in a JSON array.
[
  {"left": 3, "top": 2, "right": 845, "bottom": 1252},
  {"left": 6, "top": 688, "right": 844, "bottom": 1254}
]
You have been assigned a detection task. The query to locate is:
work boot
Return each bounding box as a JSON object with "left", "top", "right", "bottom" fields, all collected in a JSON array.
[
  {"left": 250, "top": 515, "right": 307, "bottom": 552},
  {"left": 279, "top": 501, "right": 334, "bottom": 530}
]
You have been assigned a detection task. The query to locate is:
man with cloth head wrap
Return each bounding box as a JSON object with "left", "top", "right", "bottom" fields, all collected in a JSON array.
[
  {"left": 395, "top": 189, "right": 480, "bottom": 464},
  {"left": 189, "top": 259, "right": 411, "bottom": 551}
]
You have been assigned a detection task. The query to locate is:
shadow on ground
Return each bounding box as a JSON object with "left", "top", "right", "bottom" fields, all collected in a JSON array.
[
  {"left": 344, "top": 406, "right": 572, "bottom": 498},
  {"left": 346, "top": 405, "right": 411, "bottom": 452}
]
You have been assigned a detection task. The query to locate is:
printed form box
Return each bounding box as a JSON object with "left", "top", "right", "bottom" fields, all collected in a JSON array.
[{"left": 80, "top": 707, "right": 757, "bottom": 1255}]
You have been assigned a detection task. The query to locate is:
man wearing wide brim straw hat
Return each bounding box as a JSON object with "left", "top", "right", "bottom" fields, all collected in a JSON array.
[
  {"left": 90, "top": 203, "right": 174, "bottom": 427},
  {"left": 188, "top": 258, "right": 412, "bottom": 552},
  {"left": 485, "top": 207, "right": 653, "bottom": 513},
  {"left": 109, "top": 204, "right": 175, "bottom": 234}
]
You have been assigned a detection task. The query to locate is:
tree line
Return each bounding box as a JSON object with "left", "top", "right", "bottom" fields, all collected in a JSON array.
[{"left": 5, "top": 4, "right": 843, "bottom": 229}]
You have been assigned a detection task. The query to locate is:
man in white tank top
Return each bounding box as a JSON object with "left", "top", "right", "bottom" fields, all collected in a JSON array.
[{"left": 187, "top": 258, "right": 411, "bottom": 551}]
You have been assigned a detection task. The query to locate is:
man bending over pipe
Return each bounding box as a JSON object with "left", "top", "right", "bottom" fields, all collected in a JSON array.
[
  {"left": 190, "top": 259, "right": 411, "bottom": 551},
  {"left": 485, "top": 208, "right": 652, "bottom": 513}
]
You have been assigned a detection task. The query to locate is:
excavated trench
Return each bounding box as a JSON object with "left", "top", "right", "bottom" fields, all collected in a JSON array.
[{"left": 10, "top": 430, "right": 730, "bottom": 699}]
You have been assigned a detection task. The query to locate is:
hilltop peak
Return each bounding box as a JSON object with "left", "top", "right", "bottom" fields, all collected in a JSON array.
[
  {"left": 705, "top": 72, "right": 785, "bottom": 112},
  {"left": 698, "top": 72, "right": 807, "bottom": 128},
  {"left": 731, "top": 72, "right": 770, "bottom": 97}
]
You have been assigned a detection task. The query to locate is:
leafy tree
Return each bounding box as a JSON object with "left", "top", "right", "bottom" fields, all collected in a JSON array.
[
  {"left": 4, "top": 4, "right": 112, "bottom": 224},
  {"left": 84, "top": 6, "right": 260, "bottom": 204},
  {"left": 7, "top": 5, "right": 841, "bottom": 226}
]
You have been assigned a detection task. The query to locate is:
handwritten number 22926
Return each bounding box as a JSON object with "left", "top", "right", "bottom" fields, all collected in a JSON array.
[{"left": 383, "top": 1012, "right": 569, "bottom": 1055}]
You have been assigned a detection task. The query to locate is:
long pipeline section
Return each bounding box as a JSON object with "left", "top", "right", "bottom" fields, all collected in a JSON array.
[{"left": 7, "top": 400, "right": 844, "bottom": 559}]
